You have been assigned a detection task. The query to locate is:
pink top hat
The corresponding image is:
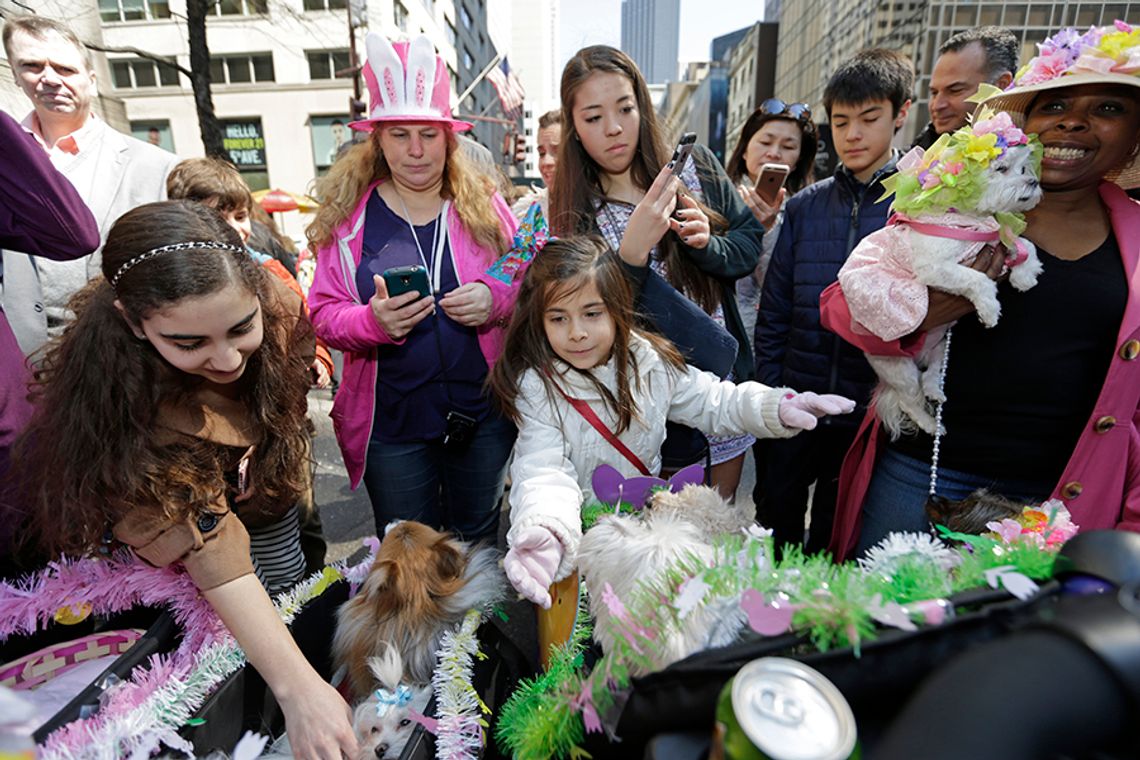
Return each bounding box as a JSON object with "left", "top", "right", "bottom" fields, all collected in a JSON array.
[{"left": 350, "top": 33, "right": 473, "bottom": 132}]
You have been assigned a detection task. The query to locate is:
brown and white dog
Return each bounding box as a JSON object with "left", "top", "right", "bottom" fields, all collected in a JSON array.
[{"left": 332, "top": 521, "right": 505, "bottom": 701}]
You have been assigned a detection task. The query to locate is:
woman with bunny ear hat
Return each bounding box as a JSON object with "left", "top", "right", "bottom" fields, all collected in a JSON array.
[{"left": 307, "top": 33, "right": 519, "bottom": 542}]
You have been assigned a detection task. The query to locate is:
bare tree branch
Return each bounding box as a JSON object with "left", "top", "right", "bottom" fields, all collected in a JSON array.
[{"left": 84, "top": 43, "right": 194, "bottom": 79}]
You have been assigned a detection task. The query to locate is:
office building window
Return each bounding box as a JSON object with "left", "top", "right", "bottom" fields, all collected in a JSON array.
[
  {"left": 304, "top": 0, "right": 347, "bottom": 8},
  {"left": 110, "top": 58, "right": 180, "bottom": 88},
  {"left": 130, "top": 120, "right": 175, "bottom": 152},
  {"left": 460, "top": 4, "right": 472, "bottom": 28},
  {"left": 446, "top": 18, "right": 457, "bottom": 46},
  {"left": 99, "top": 0, "right": 171, "bottom": 22},
  {"left": 395, "top": 1, "right": 409, "bottom": 29},
  {"left": 463, "top": 48, "right": 474, "bottom": 70},
  {"left": 213, "top": 0, "right": 268, "bottom": 14},
  {"left": 209, "top": 53, "right": 275, "bottom": 84},
  {"left": 307, "top": 49, "right": 351, "bottom": 80}
]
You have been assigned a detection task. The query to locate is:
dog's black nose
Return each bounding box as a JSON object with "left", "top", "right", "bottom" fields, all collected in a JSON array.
[{"left": 375, "top": 744, "right": 389, "bottom": 758}]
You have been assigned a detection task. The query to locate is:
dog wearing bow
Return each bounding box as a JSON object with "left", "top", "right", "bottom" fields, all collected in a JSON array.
[
  {"left": 837, "top": 110, "right": 1044, "bottom": 437},
  {"left": 332, "top": 521, "right": 505, "bottom": 701},
  {"left": 351, "top": 645, "right": 431, "bottom": 760}
]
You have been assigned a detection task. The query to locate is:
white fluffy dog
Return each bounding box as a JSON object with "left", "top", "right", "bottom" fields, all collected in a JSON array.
[
  {"left": 351, "top": 646, "right": 432, "bottom": 760},
  {"left": 837, "top": 112, "right": 1044, "bottom": 437},
  {"left": 577, "top": 485, "right": 752, "bottom": 672}
]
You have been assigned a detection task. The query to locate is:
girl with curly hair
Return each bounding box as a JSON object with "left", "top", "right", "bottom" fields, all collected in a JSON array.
[{"left": 16, "top": 200, "right": 357, "bottom": 758}]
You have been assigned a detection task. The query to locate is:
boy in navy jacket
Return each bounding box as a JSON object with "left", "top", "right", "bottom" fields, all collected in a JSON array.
[{"left": 754, "top": 49, "right": 914, "bottom": 553}]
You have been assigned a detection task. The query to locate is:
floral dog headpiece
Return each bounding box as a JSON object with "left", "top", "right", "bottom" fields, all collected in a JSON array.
[{"left": 883, "top": 107, "right": 1042, "bottom": 221}]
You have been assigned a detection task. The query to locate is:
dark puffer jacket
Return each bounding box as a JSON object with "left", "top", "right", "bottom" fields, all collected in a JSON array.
[{"left": 754, "top": 155, "right": 899, "bottom": 426}]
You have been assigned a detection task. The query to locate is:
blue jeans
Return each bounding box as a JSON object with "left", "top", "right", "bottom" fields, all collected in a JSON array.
[
  {"left": 855, "top": 447, "right": 1053, "bottom": 557},
  {"left": 362, "top": 415, "right": 515, "bottom": 543}
]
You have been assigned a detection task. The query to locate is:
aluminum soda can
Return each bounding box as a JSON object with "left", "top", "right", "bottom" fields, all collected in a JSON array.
[{"left": 712, "top": 657, "right": 858, "bottom": 760}]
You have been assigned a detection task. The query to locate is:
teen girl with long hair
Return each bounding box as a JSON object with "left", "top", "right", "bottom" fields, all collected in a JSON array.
[
  {"left": 490, "top": 237, "right": 853, "bottom": 608},
  {"left": 549, "top": 45, "right": 766, "bottom": 501},
  {"left": 16, "top": 201, "right": 357, "bottom": 758}
]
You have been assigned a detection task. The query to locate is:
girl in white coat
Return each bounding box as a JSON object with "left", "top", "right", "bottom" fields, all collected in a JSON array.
[{"left": 490, "top": 237, "right": 855, "bottom": 607}]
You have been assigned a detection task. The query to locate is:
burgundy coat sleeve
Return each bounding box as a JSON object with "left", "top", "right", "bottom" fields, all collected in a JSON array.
[
  {"left": 819, "top": 280, "right": 927, "bottom": 358},
  {"left": 0, "top": 110, "right": 100, "bottom": 258}
]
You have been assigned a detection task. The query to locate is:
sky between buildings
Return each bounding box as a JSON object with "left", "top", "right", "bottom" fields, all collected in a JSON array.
[{"left": 558, "top": 0, "right": 767, "bottom": 76}]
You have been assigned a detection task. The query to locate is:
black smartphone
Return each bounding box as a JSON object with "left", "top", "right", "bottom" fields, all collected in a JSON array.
[
  {"left": 382, "top": 265, "right": 431, "bottom": 299},
  {"left": 669, "top": 132, "right": 698, "bottom": 177},
  {"left": 755, "top": 163, "right": 791, "bottom": 205}
]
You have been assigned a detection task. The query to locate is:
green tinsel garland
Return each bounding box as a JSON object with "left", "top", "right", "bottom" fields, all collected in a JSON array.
[{"left": 495, "top": 525, "right": 1061, "bottom": 760}]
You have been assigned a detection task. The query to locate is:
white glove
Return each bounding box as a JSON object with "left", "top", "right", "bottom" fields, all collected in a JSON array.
[
  {"left": 778, "top": 391, "right": 857, "bottom": 431},
  {"left": 503, "top": 526, "right": 564, "bottom": 609}
]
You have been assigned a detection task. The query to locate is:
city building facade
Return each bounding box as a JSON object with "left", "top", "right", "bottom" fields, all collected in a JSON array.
[
  {"left": 770, "top": 0, "right": 1140, "bottom": 147},
  {"left": 1, "top": 0, "right": 517, "bottom": 241},
  {"left": 724, "top": 21, "right": 779, "bottom": 155},
  {"left": 620, "top": 0, "right": 680, "bottom": 84},
  {"left": 510, "top": 0, "right": 558, "bottom": 181}
]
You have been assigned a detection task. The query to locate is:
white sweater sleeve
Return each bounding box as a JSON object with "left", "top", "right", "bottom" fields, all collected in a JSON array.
[
  {"left": 667, "top": 364, "right": 800, "bottom": 440},
  {"left": 507, "top": 378, "right": 584, "bottom": 582}
]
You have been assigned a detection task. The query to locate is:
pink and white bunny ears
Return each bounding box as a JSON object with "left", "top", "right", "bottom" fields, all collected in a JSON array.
[{"left": 350, "top": 33, "right": 473, "bottom": 132}]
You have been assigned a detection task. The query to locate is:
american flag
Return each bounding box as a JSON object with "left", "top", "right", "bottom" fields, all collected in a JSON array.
[{"left": 486, "top": 56, "right": 526, "bottom": 115}]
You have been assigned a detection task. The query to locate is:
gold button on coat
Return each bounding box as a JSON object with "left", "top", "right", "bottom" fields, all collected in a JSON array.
[
  {"left": 1062, "top": 481, "right": 1084, "bottom": 500},
  {"left": 1121, "top": 339, "right": 1140, "bottom": 360},
  {"left": 1094, "top": 416, "right": 1117, "bottom": 433}
]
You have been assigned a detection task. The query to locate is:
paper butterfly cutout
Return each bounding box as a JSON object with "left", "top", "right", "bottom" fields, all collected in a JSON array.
[
  {"left": 590, "top": 462, "right": 705, "bottom": 509},
  {"left": 486, "top": 202, "right": 550, "bottom": 284}
]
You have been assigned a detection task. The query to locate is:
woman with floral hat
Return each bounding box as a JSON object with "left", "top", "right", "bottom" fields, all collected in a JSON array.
[
  {"left": 820, "top": 20, "right": 1140, "bottom": 559},
  {"left": 307, "top": 34, "right": 518, "bottom": 541}
]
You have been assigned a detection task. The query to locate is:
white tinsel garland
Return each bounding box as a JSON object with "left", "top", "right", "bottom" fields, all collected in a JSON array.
[{"left": 431, "top": 609, "right": 487, "bottom": 760}]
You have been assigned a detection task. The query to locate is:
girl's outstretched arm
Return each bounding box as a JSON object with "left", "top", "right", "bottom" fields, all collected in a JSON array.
[
  {"left": 203, "top": 575, "right": 358, "bottom": 760},
  {"left": 667, "top": 366, "right": 853, "bottom": 439}
]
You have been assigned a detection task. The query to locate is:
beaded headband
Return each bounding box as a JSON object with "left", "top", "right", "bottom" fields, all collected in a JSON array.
[{"left": 110, "top": 241, "right": 246, "bottom": 290}]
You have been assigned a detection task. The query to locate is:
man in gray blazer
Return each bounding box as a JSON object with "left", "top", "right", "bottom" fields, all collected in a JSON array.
[{"left": 2, "top": 15, "right": 179, "bottom": 355}]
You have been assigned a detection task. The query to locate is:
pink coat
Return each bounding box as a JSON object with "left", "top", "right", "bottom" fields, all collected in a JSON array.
[
  {"left": 822, "top": 182, "right": 1140, "bottom": 560},
  {"left": 308, "top": 181, "right": 519, "bottom": 487}
]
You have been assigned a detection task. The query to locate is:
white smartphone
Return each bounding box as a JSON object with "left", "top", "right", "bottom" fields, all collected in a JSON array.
[{"left": 755, "top": 163, "right": 790, "bottom": 205}]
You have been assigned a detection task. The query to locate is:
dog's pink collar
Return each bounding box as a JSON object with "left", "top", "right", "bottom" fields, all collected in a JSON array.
[
  {"left": 887, "top": 213, "right": 1000, "bottom": 243},
  {"left": 888, "top": 213, "right": 1029, "bottom": 266}
]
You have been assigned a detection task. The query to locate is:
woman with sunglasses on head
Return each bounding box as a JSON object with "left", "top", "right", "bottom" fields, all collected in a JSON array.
[
  {"left": 726, "top": 98, "right": 819, "bottom": 356},
  {"left": 821, "top": 22, "right": 1140, "bottom": 559},
  {"left": 550, "top": 45, "right": 766, "bottom": 501}
]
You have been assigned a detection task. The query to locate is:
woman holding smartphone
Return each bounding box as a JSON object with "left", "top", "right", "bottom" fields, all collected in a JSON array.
[
  {"left": 550, "top": 45, "right": 765, "bottom": 500},
  {"left": 306, "top": 33, "right": 518, "bottom": 541},
  {"left": 726, "top": 99, "right": 819, "bottom": 352}
]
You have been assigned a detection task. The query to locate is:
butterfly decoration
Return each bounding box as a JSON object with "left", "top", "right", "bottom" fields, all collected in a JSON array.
[
  {"left": 590, "top": 462, "right": 705, "bottom": 509},
  {"left": 485, "top": 202, "right": 550, "bottom": 284}
]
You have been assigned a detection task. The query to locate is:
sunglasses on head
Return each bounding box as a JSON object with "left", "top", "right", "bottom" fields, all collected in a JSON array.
[{"left": 759, "top": 98, "right": 812, "bottom": 123}]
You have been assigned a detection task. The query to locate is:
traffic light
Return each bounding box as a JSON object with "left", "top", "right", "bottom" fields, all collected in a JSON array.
[
  {"left": 513, "top": 133, "right": 526, "bottom": 164},
  {"left": 349, "top": 96, "right": 367, "bottom": 123}
]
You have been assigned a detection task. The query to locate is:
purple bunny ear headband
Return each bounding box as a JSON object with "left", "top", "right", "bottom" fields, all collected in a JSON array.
[{"left": 590, "top": 463, "right": 705, "bottom": 509}]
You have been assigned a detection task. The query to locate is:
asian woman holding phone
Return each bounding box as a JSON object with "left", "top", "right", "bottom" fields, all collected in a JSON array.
[{"left": 549, "top": 45, "right": 769, "bottom": 501}]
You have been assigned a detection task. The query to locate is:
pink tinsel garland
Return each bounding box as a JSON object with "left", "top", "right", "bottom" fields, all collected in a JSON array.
[{"left": 0, "top": 550, "right": 229, "bottom": 653}]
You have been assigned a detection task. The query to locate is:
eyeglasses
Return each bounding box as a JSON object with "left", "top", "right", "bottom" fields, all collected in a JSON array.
[{"left": 759, "top": 98, "right": 812, "bottom": 123}]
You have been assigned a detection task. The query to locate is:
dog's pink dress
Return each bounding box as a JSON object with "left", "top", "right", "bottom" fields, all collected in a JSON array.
[{"left": 837, "top": 212, "right": 1020, "bottom": 341}]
